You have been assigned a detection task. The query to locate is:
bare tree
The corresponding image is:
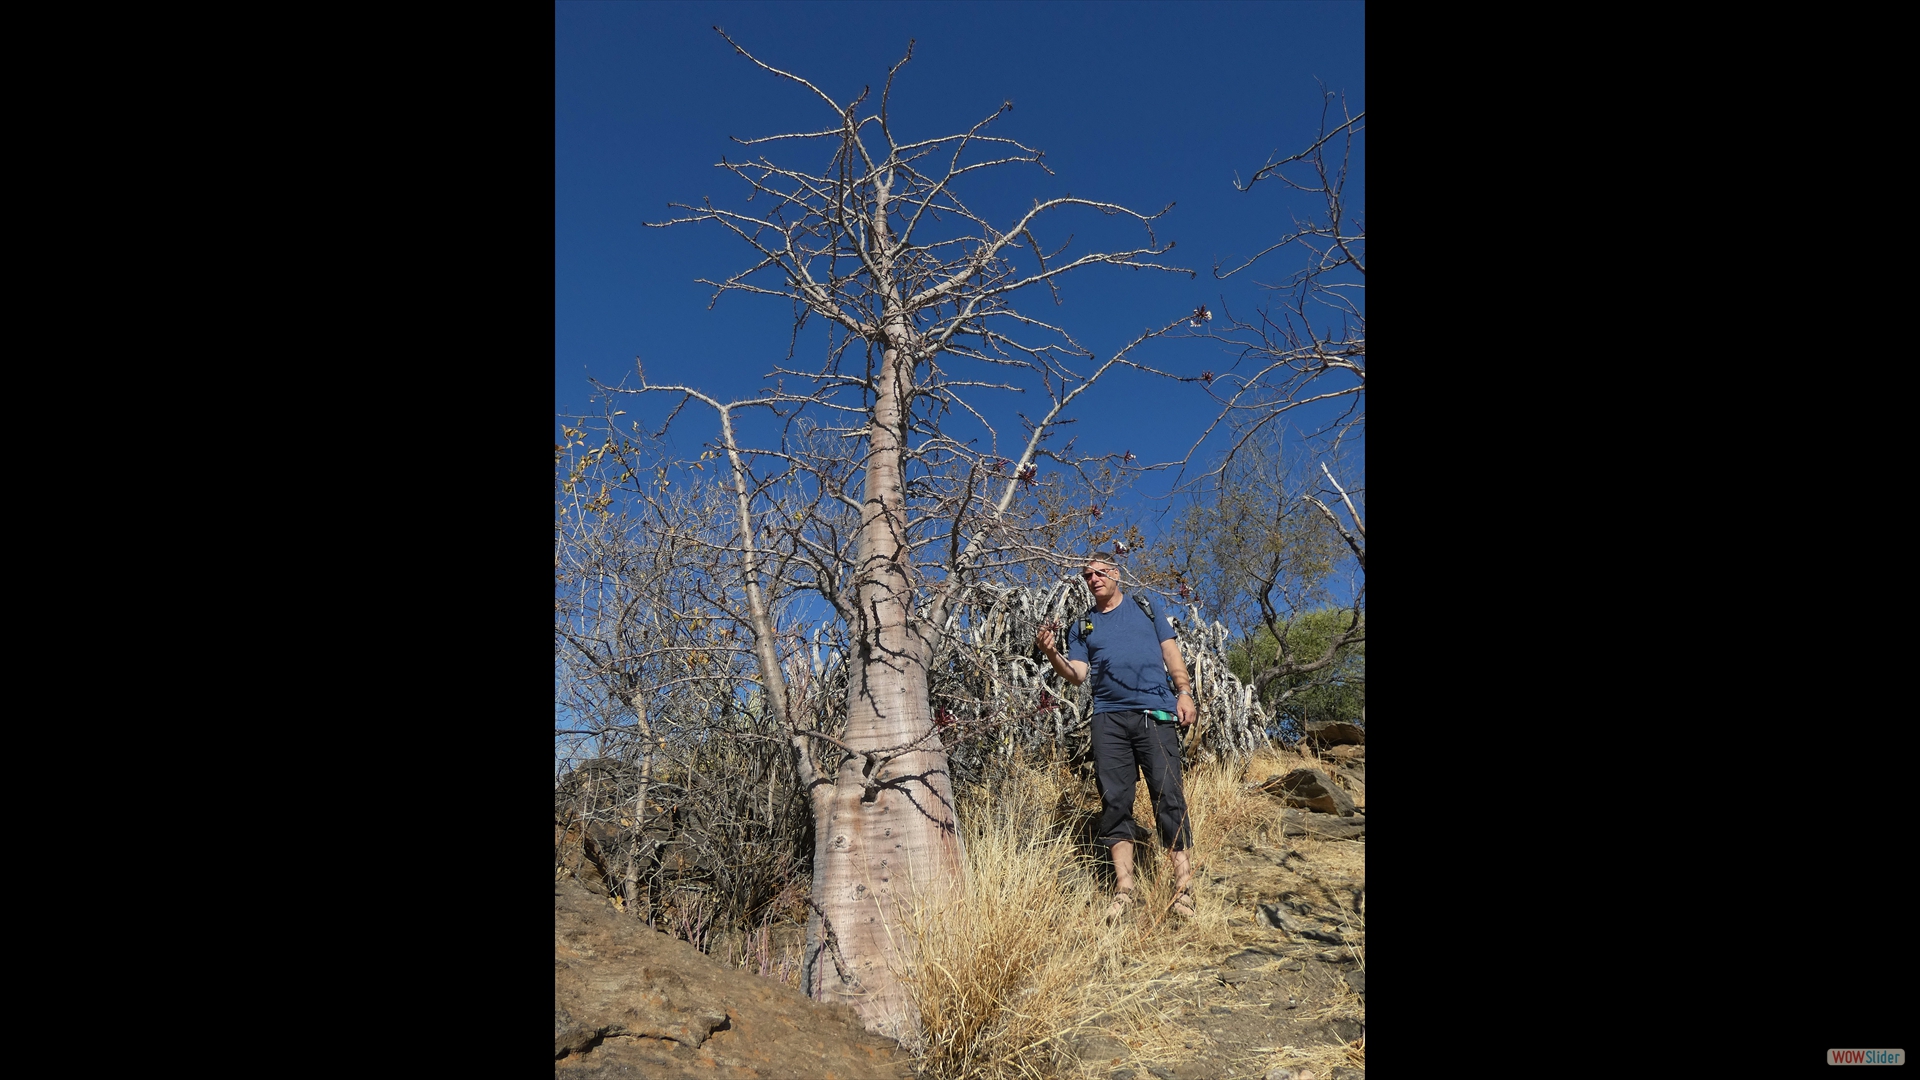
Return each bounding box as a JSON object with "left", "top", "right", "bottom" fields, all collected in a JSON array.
[
  {"left": 555, "top": 425, "right": 812, "bottom": 939},
  {"left": 1178, "top": 86, "right": 1365, "bottom": 722},
  {"left": 610, "top": 32, "right": 1198, "bottom": 1039}
]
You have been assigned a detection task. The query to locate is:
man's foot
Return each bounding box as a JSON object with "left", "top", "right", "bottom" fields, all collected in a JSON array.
[
  {"left": 1167, "top": 848, "right": 1195, "bottom": 919},
  {"left": 1104, "top": 890, "right": 1133, "bottom": 925}
]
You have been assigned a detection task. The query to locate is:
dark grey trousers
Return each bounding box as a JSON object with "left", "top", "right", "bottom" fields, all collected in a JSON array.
[{"left": 1090, "top": 710, "right": 1190, "bottom": 851}]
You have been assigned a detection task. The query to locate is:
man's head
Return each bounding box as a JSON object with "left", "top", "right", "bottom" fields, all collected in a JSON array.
[{"left": 1082, "top": 551, "right": 1120, "bottom": 602}]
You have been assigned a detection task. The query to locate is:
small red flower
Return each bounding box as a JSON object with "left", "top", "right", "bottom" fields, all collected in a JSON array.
[{"left": 1199, "top": 371, "right": 1215, "bottom": 385}]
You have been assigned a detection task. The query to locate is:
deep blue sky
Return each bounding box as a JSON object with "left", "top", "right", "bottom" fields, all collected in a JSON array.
[{"left": 556, "top": 0, "right": 1363, "bottom": 518}]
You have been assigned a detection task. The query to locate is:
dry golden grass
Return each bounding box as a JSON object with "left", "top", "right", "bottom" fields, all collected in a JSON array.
[
  {"left": 1222, "top": 744, "right": 1367, "bottom": 1080},
  {"left": 897, "top": 747, "right": 1333, "bottom": 1080},
  {"left": 892, "top": 762, "right": 1085, "bottom": 1077},
  {"left": 1252, "top": 1009, "right": 1366, "bottom": 1080}
]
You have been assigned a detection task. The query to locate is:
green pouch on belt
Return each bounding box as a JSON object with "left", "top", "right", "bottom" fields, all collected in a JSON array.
[{"left": 1146, "top": 709, "right": 1177, "bottom": 724}]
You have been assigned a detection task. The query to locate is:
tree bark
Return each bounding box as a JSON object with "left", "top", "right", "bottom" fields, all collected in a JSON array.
[{"left": 805, "top": 267, "right": 966, "bottom": 1037}]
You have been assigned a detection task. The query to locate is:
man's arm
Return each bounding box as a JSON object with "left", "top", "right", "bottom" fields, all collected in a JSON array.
[
  {"left": 1035, "top": 624, "right": 1089, "bottom": 685},
  {"left": 1162, "top": 637, "right": 1197, "bottom": 727}
]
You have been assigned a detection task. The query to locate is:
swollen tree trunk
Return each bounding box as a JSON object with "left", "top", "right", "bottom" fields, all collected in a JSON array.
[{"left": 803, "top": 267, "right": 966, "bottom": 1039}]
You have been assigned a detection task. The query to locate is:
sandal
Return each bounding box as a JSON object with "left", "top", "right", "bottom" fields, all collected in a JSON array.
[
  {"left": 1170, "top": 884, "right": 1196, "bottom": 919},
  {"left": 1104, "top": 890, "right": 1133, "bottom": 925}
]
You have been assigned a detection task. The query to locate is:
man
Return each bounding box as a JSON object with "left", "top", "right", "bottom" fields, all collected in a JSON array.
[{"left": 1034, "top": 551, "right": 1197, "bottom": 923}]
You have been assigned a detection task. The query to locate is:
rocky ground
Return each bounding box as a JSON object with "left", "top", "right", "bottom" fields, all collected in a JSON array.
[
  {"left": 1083, "top": 813, "right": 1367, "bottom": 1080},
  {"left": 1093, "top": 744, "right": 1367, "bottom": 1080},
  {"left": 556, "top": 731, "right": 1365, "bottom": 1080},
  {"left": 555, "top": 875, "right": 912, "bottom": 1079}
]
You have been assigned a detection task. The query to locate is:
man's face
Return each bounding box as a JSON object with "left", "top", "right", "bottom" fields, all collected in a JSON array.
[{"left": 1082, "top": 561, "right": 1116, "bottom": 599}]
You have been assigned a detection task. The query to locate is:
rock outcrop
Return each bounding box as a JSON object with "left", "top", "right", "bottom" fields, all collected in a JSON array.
[
  {"left": 555, "top": 878, "right": 909, "bottom": 1079},
  {"left": 1304, "top": 721, "right": 1365, "bottom": 748},
  {"left": 1259, "top": 768, "right": 1358, "bottom": 817}
]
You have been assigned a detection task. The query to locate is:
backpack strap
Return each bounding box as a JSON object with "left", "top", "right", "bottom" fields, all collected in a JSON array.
[{"left": 1133, "top": 594, "right": 1156, "bottom": 625}]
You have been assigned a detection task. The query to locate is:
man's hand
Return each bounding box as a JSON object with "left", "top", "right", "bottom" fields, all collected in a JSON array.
[
  {"left": 1034, "top": 621, "right": 1059, "bottom": 656},
  {"left": 1176, "top": 688, "right": 1197, "bottom": 728},
  {"left": 1036, "top": 622, "right": 1087, "bottom": 685}
]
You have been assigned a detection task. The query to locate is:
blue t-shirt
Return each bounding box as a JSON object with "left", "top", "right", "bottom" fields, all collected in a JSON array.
[{"left": 1066, "top": 594, "right": 1179, "bottom": 713}]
